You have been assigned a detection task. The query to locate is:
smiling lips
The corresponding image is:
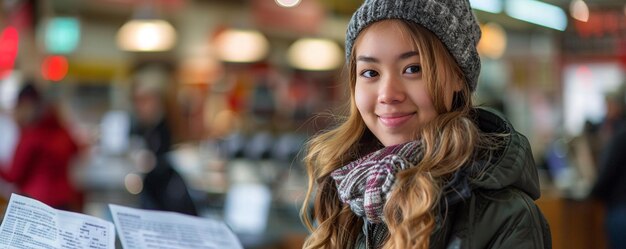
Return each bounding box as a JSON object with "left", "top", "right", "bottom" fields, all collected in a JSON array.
[{"left": 378, "top": 112, "right": 416, "bottom": 127}]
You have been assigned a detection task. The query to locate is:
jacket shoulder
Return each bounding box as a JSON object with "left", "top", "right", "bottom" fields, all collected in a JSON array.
[{"left": 453, "top": 188, "right": 551, "bottom": 249}]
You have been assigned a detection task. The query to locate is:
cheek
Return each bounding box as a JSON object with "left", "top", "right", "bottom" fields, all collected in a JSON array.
[
  {"left": 354, "top": 86, "right": 370, "bottom": 114},
  {"left": 410, "top": 90, "right": 438, "bottom": 116},
  {"left": 418, "top": 94, "right": 436, "bottom": 110}
]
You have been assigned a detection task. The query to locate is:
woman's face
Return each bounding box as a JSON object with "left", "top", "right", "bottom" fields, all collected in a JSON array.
[{"left": 354, "top": 20, "right": 458, "bottom": 146}]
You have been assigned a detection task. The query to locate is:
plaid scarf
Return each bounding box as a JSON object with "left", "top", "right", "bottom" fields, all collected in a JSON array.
[{"left": 330, "top": 141, "right": 424, "bottom": 223}]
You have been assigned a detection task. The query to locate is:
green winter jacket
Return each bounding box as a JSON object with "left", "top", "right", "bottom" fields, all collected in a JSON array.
[
  {"left": 429, "top": 108, "right": 551, "bottom": 249},
  {"left": 358, "top": 108, "right": 552, "bottom": 249}
]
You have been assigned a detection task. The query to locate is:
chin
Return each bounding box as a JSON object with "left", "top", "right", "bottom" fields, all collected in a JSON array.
[{"left": 380, "top": 137, "right": 412, "bottom": 147}]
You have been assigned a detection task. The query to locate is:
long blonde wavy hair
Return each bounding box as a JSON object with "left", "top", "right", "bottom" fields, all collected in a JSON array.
[{"left": 300, "top": 20, "right": 482, "bottom": 249}]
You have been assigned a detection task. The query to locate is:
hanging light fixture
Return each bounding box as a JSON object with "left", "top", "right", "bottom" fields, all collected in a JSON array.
[
  {"left": 570, "top": 0, "right": 589, "bottom": 22},
  {"left": 116, "top": 3, "right": 177, "bottom": 52},
  {"left": 275, "top": 0, "right": 301, "bottom": 8},
  {"left": 117, "top": 20, "right": 176, "bottom": 52},
  {"left": 287, "top": 38, "right": 342, "bottom": 71},
  {"left": 213, "top": 29, "right": 269, "bottom": 63}
]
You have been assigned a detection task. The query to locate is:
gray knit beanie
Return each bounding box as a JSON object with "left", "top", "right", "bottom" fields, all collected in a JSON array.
[{"left": 345, "top": 0, "right": 482, "bottom": 91}]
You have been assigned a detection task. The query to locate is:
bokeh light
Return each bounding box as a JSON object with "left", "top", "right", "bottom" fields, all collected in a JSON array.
[
  {"left": 275, "top": 0, "right": 301, "bottom": 8},
  {"left": 41, "top": 55, "right": 69, "bottom": 81},
  {"left": 124, "top": 173, "right": 143, "bottom": 195},
  {"left": 0, "top": 27, "right": 19, "bottom": 79}
]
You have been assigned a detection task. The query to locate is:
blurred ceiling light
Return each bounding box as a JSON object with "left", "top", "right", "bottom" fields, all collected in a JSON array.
[
  {"left": 287, "top": 38, "right": 342, "bottom": 71},
  {"left": 469, "top": 0, "right": 502, "bottom": 13},
  {"left": 214, "top": 29, "right": 269, "bottom": 63},
  {"left": 477, "top": 22, "right": 507, "bottom": 59},
  {"left": 275, "top": 0, "right": 301, "bottom": 8},
  {"left": 45, "top": 17, "right": 81, "bottom": 54},
  {"left": 117, "top": 19, "right": 177, "bottom": 52},
  {"left": 570, "top": 0, "right": 589, "bottom": 22},
  {"left": 505, "top": 0, "right": 568, "bottom": 31}
]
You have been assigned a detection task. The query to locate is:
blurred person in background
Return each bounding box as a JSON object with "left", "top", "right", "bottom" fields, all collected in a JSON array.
[
  {"left": 597, "top": 92, "right": 626, "bottom": 148},
  {"left": 130, "top": 72, "right": 198, "bottom": 216},
  {"left": 590, "top": 90, "right": 626, "bottom": 249},
  {"left": 0, "top": 82, "right": 83, "bottom": 212},
  {"left": 300, "top": 0, "right": 550, "bottom": 248}
]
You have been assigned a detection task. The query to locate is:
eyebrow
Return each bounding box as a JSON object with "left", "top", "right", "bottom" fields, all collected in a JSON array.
[{"left": 356, "top": 51, "right": 419, "bottom": 63}]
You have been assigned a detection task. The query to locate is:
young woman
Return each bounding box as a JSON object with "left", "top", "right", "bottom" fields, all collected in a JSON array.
[{"left": 300, "top": 0, "right": 551, "bottom": 248}]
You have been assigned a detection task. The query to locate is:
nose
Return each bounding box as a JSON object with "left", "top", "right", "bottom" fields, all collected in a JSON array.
[{"left": 378, "top": 75, "right": 405, "bottom": 104}]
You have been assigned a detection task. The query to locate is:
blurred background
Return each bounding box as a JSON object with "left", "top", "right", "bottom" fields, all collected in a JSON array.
[{"left": 0, "top": 0, "right": 624, "bottom": 248}]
